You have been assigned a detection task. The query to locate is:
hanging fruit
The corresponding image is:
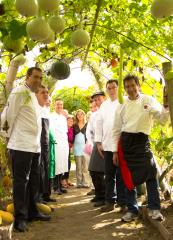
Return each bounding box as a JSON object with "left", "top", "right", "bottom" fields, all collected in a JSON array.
[
  {"left": 12, "top": 54, "right": 26, "bottom": 66},
  {"left": 48, "top": 15, "right": 65, "bottom": 34},
  {"left": 151, "top": 0, "right": 173, "bottom": 18},
  {"left": 3, "top": 36, "right": 25, "bottom": 53},
  {"left": 15, "top": 0, "right": 38, "bottom": 16},
  {"left": 71, "top": 29, "right": 90, "bottom": 48},
  {"left": 37, "top": 0, "right": 59, "bottom": 12},
  {"left": 110, "top": 58, "right": 118, "bottom": 68},
  {"left": 26, "top": 17, "right": 50, "bottom": 41},
  {"left": 50, "top": 61, "right": 70, "bottom": 80},
  {"left": 42, "top": 29, "right": 55, "bottom": 44}
]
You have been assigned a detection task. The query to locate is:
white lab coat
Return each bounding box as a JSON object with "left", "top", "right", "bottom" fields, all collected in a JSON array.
[{"left": 50, "top": 112, "right": 69, "bottom": 175}]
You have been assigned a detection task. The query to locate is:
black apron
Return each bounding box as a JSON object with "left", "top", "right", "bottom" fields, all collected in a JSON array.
[{"left": 118, "top": 132, "right": 157, "bottom": 191}]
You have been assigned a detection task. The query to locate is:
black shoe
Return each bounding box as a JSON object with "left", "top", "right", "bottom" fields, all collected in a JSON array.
[
  {"left": 90, "top": 197, "right": 98, "bottom": 203},
  {"left": 28, "top": 213, "right": 51, "bottom": 222},
  {"left": 87, "top": 189, "right": 95, "bottom": 196},
  {"left": 14, "top": 220, "right": 28, "bottom": 232},
  {"left": 61, "top": 188, "right": 67, "bottom": 193},
  {"left": 43, "top": 197, "right": 57, "bottom": 203},
  {"left": 54, "top": 189, "right": 63, "bottom": 195},
  {"left": 94, "top": 201, "right": 105, "bottom": 207}
]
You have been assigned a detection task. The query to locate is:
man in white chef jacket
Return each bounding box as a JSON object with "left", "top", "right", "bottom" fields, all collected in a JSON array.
[
  {"left": 95, "top": 79, "right": 126, "bottom": 212},
  {"left": 1, "top": 67, "right": 50, "bottom": 232},
  {"left": 50, "top": 99, "right": 69, "bottom": 194}
]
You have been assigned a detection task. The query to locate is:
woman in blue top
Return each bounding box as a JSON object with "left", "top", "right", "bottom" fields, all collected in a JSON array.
[{"left": 73, "top": 109, "right": 89, "bottom": 188}]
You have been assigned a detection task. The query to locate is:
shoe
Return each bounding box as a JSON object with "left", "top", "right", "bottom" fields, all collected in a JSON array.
[
  {"left": 28, "top": 212, "right": 51, "bottom": 222},
  {"left": 149, "top": 209, "right": 164, "bottom": 221},
  {"left": 67, "top": 181, "right": 74, "bottom": 186},
  {"left": 14, "top": 220, "right": 28, "bottom": 232},
  {"left": 81, "top": 185, "right": 90, "bottom": 189},
  {"left": 61, "top": 179, "right": 68, "bottom": 188},
  {"left": 121, "top": 212, "right": 138, "bottom": 222},
  {"left": 87, "top": 189, "right": 95, "bottom": 196},
  {"left": 43, "top": 197, "right": 57, "bottom": 203},
  {"left": 100, "top": 202, "right": 115, "bottom": 212},
  {"left": 61, "top": 188, "right": 68, "bottom": 193},
  {"left": 93, "top": 201, "right": 105, "bottom": 207},
  {"left": 54, "top": 189, "right": 63, "bottom": 195},
  {"left": 90, "top": 197, "right": 98, "bottom": 203},
  {"left": 119, "top": 205, "right": 128, "bottom": 214}
]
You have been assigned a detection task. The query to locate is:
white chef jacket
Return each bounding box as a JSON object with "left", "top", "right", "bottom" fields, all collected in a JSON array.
[
  {"left": 110, "top": 94, "right": 169, "bottom": 152},
  {"left": 94, "top": 98, "right": 119, "bottom": 151},
  {"left": 1, "top": 85, "right": 41, "bottom": 153}
]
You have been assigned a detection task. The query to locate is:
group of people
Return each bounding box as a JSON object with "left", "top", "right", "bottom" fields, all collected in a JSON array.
[{"left": 0, "top": 66, "right": 169, "bottom": 233}]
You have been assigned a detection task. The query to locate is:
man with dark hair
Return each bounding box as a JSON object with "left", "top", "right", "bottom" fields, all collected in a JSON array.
[
  {"left": 1, "top": 67, "right": 50, "bottom": 232},
  {"left": 87, "top": 91, "right": 106, "bottom": 207},
  {"left": 36, "top": 86, "right": 56, "bottom": 203},
  {"left": 95, "top": 80, "right": 126, "bottom": 212},
  {"left": 112, "top": 74, "right": 169, "bottom": 222}
]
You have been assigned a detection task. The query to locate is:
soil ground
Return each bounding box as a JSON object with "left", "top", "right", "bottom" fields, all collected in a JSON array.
[{"left": 13, "top": 170, "right": 172, "bottom": 240}]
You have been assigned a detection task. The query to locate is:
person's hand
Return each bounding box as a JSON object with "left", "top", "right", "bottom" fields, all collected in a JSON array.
[
  {"left": 163, "top": 86, "right": 169, "bottom": 108},
  {"left": 96, "top": 143, "right": 104, "bottom": 159},
  {"left": 113, "top": 152, "right": 119, "bottom": 166}
]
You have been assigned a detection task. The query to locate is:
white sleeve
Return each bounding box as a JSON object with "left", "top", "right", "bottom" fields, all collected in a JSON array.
[
  {"left": 86, "top": 119, "right": 93, "bottom": 144},
  {"left": 94, "top": 110, "right": 103, "bottom": 143},
  {"left": 110, "top": 105, "right": 123, "bottom": 152},
  {"left": 1, "top": 89, "right": 24, "bottom": 137},
  {"left": 148, "top": 97, "right": 169, "bottom": 125}
]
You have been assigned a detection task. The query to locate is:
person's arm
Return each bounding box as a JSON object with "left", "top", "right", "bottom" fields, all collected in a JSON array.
[
  {"left": 146, "top": 96, "right": 169, "bottom": 125},
  {"left": 94, "top": 110, "right": 104, "bottom": 158},
  {"left": 110, "top": 105, "right": 123, "bottom": 165},
  {"left": 1, "top": 89, "right": 25, "bottom": 138}
]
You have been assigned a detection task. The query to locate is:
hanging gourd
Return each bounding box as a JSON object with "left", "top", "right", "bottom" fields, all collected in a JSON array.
[
  {"left": 26, "top": 17, "right": 50, "bottom": 41},
  {"left": 71, "top": 29, "right": 90, "bottom": 48},
  {"left": 3, "top": 36, "right": 25, "bottom": 53},
  {"left": 37, "top": 0, "right": 59, "bottom": 12},
  {"left": 12, "top": 54, "right": 26, "bottom": 66},
  {"left": 48, "top": 15, "right": 65, "bottom": 34},
  {"left": 15, "top": 0, "right": 38, "bottom": 16},
  {"left": 151, "top": 0, "right": 173, "bottom": 18},
  {"left": 42, "top": 29, "right": 55, "bottom": 44},
  {"left": 50, "top": 61, "right": 70, "bottom": 80}
]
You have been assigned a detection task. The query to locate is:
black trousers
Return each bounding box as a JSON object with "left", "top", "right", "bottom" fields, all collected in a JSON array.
[
  {"left": 39, "top": 144, "right": 49, "bottom": 200},
  {"left": 104, "top": 151, "right": 126, "bottom": 205},
  {"left": 90, "top": 171, "right": 105, "bottom": 201},
  {"left": 10, "top": 150, "right": 40, "bottom": 222},
  {"left": 62, "top": 151, "right": 71, "bottom": 180},
  {"left": 53, "top": 174, "right": 62, "bottom": 191}
]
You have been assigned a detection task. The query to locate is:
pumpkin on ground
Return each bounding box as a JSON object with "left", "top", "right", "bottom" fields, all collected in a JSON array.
[
  {"left": 0, "top": 211, "right": 14, "bottom": 223},
  {"left": 36, "top": 203, "right": 51, "bottom": 215}
]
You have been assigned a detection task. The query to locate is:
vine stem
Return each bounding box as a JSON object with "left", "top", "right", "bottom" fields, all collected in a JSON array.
[
  {"left": 81, "top": 0, "right": 103, "bottom": 70},
  {"left": 84, "top": 23, "right": 171, "bottom": 62}
]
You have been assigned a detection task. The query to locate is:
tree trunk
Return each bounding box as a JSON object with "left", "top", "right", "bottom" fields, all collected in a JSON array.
[{"left": 162, "top": 62, "right": 173, "bottom": 129}]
